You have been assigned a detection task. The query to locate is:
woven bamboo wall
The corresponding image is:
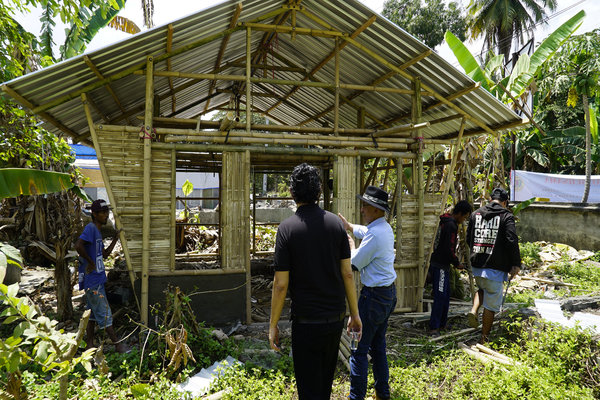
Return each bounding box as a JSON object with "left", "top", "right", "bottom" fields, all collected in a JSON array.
[
  {"left": 96, "top": 129, "right": 173, "bottom": 273},
  {"left": 221, "top": 151, "right": 250, "bottom": 271},
  {"left": 332, "top": 156, "right": 360, "bottom": 220},
  {"left": 395, "top": 193, "right": 442, "bottom": 310}
]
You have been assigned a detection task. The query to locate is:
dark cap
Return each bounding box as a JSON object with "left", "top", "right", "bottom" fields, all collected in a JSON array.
[
  {"left": 91, "top": 199, "right": 111, "bottom": 213},
  {"left": 490, "top": 188, "right": 509, "bottom": 202},
  {"left": 357, "top": 186, "right": 390, "bottom": 212}
]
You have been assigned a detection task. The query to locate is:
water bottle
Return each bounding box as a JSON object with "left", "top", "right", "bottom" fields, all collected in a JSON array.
[{"left": 350, "top": 331, "right": 359, "bottom": 351}]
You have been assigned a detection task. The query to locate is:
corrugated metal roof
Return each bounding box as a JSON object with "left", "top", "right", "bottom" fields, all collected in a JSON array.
[{"left": 1, "top": 0, "right": 525, "bottom": 143}]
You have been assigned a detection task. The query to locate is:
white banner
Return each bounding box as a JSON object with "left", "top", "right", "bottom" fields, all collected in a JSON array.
[{"left": 510, "top": 170, "right": 600, "bottom": 202}]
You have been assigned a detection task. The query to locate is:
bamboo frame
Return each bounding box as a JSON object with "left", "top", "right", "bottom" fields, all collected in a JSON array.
[
  {"left": 170, "top": 149, "right": 176, "bottom": 271},
  {"left": 166, "top": 24, "right": 176, "bottom": 113},
  {"left": 246, "top": 26, "right": 252, "bottom": 133},
  {"left": 412, "top": 77, "right": 425, "bottom": 312},
  {"left": 141, "top": 56, "right": 154, "bottom": 325},
  {"left": 80, "top": 93, "right": 140, "bottom": 312},
  {"left": 265, "top": 15, "right": 376, "bottom": 114}
]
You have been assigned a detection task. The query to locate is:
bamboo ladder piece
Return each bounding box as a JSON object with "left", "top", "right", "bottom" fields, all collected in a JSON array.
[
  {"left": 141, "top": 55, "right": 154, "bottom": 325},
  {"left": 420, "top": 118, "right": 467, "bottom": 295},
  {"left": 80, "top": 93, "right": 140, "bottom": 313}
]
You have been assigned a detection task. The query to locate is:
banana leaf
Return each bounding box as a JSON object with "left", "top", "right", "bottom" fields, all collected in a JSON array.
[
  {"left": 0, "top": 243, "right": 23, "bottom": 269},
  {"left": 510, "top": 10, "right": 585, "bottom": 98},
  {"left": 445, "top": 31, "right": 491, "bottom": 90},
  {"left": 0, "top": 168, "right": 74, "bottom": 198},
  {"left": 512, "top": 197, "right": 537, "bottom": 215}
]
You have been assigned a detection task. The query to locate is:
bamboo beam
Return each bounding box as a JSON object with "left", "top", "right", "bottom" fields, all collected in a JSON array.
[
  {"left": 246, "top": 26, "right": 252, "bottom": 133},
  {"left": 83, "top": 55, "right": 131, "bottom": 124},
  {"left": 242, "top": 22, "right": 345, "bottom": 38},
  {"left": 165, "top": 134, "right": 409, "bottom": 149},
  {"left": 32, "top": 8, "right": 285, "bottom": 114},
  {"left": 80, "top": 93, "right": 140, "bottom": 313},
  {"left": 371, "top": 122, "right": 430, "bottom": 138},
  {"left": 216, "top": 88, "right": 279, "bottom": 98},
  {"left": 152, "top": 142, "right": 416, "bottom": 159},
  {"left": 437, "top": 118, "right": 530, "bottom": 140},
  {"left": 166, "top": 24, "right": 176, "bottom": 113},
  {"left": 1, "top": 84, "right": 80, "bottom": 140},
  {"left": 141, "top": 56, "right": 154, "bottom": 325},
  {"left": 266, "top": 15, "right": 376, "bottom": 114},
  {"left": 149, "top": 117, "right": 375, "bottom": 135},
  {"left": 205, "top": 2, "right": 243, "bottom": 113},
  {"left": 99, "top": 123, "right": 412, "bottom": 146},
  {"left": 339, "top": 35, "right": 498, "bottom": 136},
  {"left": 227, "top": 62, "right": 305, "bottom": 73},
  {"left": 149, "top": 268, "right": 246, "bottom": 276}
]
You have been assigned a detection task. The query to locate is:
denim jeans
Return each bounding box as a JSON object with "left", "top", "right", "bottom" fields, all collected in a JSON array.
[
  {"left": 429, "top": 262, "right": 450, "bottom": 330},
  {"left": 349, "top": 285, "right": 397, "bottom": 400}
]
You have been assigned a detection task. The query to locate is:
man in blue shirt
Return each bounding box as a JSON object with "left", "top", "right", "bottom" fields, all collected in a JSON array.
[
  {"left": 339, "top": 186, "right": 397, "bottom": 400},
  {"left": 75, "top": 199, "right": 128, "bottom": 353}
]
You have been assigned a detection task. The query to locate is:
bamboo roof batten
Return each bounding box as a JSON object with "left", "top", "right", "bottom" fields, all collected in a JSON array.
[
  {"left": 166, "top": 24, "right": 176, "bottom": 114},
  {"left": 83, "top": 55, "right": 130, "bottom": 124}
]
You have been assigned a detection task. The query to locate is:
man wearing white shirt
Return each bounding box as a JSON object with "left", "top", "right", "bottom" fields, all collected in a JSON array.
[{"left": 339, "top": 185, "right": 397, "bottom": 400}]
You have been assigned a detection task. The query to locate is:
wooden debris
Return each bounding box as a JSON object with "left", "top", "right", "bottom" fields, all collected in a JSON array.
[
  {"left": 520, "top": 276, "right": 576, "bottom": 287},
  {"left": 459, "top": 342, "right": 520, "bottom": 366}
]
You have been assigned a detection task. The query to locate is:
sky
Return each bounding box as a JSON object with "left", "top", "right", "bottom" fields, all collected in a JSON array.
[{"left": 16, "top": 0, "right": 600, "bottom": 68}]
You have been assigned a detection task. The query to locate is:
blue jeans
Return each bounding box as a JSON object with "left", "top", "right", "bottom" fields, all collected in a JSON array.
[
  {"left": 349, "top": 285, "right": 397, "bottom": 400},
  {"left": 430, "top": 263, "right": 450, "bottom": 330}
]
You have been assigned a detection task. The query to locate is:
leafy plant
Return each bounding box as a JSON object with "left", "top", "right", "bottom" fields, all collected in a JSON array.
[
  {"left": 519, "top": 241, "right": 541, "bottom": 269},
  {"left": 0, "top": 283, "right": 95, "bottom": 399}
]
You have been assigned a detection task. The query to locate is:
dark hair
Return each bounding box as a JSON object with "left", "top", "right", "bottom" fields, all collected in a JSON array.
[
  {"left": 289, "top": 163, "right": 321, "bottom": 204},
  {"left": 490, "top": 187, "right": 509, "bottom": 202},
  {"left": 453, "top": 200, "right": 472, "bottom": 215}
]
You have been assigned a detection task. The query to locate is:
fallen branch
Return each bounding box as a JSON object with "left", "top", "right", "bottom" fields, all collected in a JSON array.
[{"left": 521, "top": 276, "right": 576, "bottom": 287}]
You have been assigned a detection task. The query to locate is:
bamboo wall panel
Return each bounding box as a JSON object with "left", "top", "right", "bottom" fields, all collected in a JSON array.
[
  {"left": 221, "top": 151, "right": 250, "bottom": 271},
  {"left": 395, "top": 193, "right": 442, "bottom": 310},
  {"left": 96, "top": 130, "right": 173, "bottom": 273}
]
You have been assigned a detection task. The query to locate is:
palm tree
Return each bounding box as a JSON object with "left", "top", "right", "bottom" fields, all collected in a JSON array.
[{"left": 468, "top": 0, "right": 558, "bottom": 63}]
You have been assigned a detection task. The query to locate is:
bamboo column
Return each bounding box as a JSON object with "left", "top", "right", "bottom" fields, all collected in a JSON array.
[
  {"left": 80, "top": 93, "right": 140, "bottom": 313},
  {"left": 412, "top": 77, "right": 425, "bottom": 312},
  {"left": 170, "top": 149, "right": 176, "bottom": 271},
  {"left": 394, "top": 156, "right": 404, "bottom": 310},
  {"left": 221, "top": 151, "right": 251, "bottom": 324},
  {"left": 141, "top": 56, "right": 154, "bottom": 325}
]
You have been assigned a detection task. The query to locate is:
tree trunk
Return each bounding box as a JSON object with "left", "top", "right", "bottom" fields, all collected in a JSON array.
[
  {"left": 581, "top": 94, "right": 591, "bottom": 203},
  {"left": 55, "top": 240, "right": 73, "bottom": 321}
]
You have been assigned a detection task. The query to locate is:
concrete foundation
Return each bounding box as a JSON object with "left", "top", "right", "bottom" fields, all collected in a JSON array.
[
  {"left": 136, "top": 273, "right": 246, "bottom": 327},
  {"left": 516, "top": 203, "right": 600, "bottom": 250}
]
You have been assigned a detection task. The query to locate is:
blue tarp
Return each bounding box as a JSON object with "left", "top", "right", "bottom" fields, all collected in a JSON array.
[{"left": 70, "top": 144, "right": 96, "bottom": 159}]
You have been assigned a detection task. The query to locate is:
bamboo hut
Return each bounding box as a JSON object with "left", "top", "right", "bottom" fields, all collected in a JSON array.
[{"left": 1, "top": 0, "right": 526, "bottom": 324}]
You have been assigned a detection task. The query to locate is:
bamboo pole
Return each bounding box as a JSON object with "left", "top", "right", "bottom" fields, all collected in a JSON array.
[
  {"left": 371, "top": 122, "right": 430, "bottom": 138},
  {"left": 149, "top": 268, "right": 246, "bottom": 276},
  {"left": 164, "top": 135, "right": 409, "bottom": 149},
  {"left": 80, "top": 93, "right": 140, "bottom": 313},
  {"left": 151, "top": 142, "right": 415, "bottom": 159},
  {"left": 244, "top": 150, "right": 251, "bottom": 325},
  {"left": 98, "top": 123, "right": 412, "bottom": 146},
  {"left": 394, "top": 157, "right": 403, "bottom": 310},
  {"left": 246, "top": 26, "right": 252, "bottom": 133},
  {"left": 413, "top": 77, "right": 425, "bottom": 312},
  {"left": 170, "top": 149, "right": 176, "bottom": 271},
  {"left": 141, "top": 56, "right": 154, "bottom": 325}
]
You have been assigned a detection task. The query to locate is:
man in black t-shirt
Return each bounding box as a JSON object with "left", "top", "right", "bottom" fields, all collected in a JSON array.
[{"left": 269, "top": 163, "right": 362, "bottom": 400}]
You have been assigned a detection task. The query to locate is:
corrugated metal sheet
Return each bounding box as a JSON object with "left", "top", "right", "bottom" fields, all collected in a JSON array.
[{"left": 1, "top": 0, "right": 524, "bottom": 142}]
